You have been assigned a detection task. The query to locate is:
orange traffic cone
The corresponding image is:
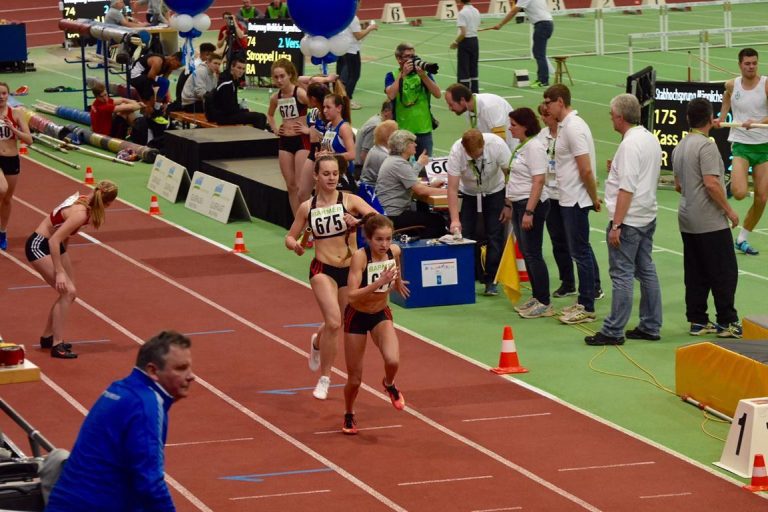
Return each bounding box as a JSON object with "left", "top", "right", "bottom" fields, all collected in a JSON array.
[
  {"left": 232, "top": 231, "right": 249, "bottom": 253},
  {"left": 491, "top": 325, "right": 528, "bottom": 375},
  {"left": 148, "top": 195, "right": 162, "bottom": 215},
  {"left": 744, "top": 454, "right": 768, "bottom": 492},
  {"left": 84, "top": 166, "right": 95, "bottom": 185},
  {"left": 514, "top": 240, "right": 529, "bottom": 283}
]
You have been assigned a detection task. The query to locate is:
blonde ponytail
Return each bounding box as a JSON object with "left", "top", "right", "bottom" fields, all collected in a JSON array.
[{"left": 89, "top": 180, "right": 118, "bottom": 229}]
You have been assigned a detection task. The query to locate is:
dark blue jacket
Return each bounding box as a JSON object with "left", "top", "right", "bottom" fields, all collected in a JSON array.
[{"left": 46, "top": 368, "right": 176, "bottom": 512}]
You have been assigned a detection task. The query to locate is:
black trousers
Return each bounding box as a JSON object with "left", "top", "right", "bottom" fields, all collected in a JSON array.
[
  {"left": 212, "top": 110, "right": 267, "bottom": 129},
  {"left": 457, "top": 37, "right": 479, "bottom": 94},
  {"left": 337, "top": 52, "right": 362, "bottom": 99},
  {"left": 681, "top": 228, "right": 739, "bottom": 325}
]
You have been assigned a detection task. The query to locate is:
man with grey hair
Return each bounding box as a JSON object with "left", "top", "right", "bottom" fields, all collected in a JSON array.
[
  {"left": 385, "top": 43, "right": 442, "bottom": 157},
  {"left": 376, "top": 129, "right": 447, "bottom": 238},
  {"left": 104, "top": 0, "right": 148, "bottom": 28},
  {"left": 47, "top": 331, "right": 195, "bottom": 511},
  {"left": 585, "top": 94, "right": 663, "bottom": 345}
]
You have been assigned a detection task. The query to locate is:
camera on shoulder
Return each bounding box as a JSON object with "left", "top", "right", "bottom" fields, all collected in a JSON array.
[{"left": 411, "top": 55, "right": 439, "bottom": 75}]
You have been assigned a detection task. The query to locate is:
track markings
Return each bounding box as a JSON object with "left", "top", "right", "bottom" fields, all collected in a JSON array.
[
  {"left": 259, "top": 384, "right": 344, "bottom": 395},
  {"left": 284, "top": 322, "right": 323, "bottom": 328},
  {"left": 471, "top": 507, "right": 523, "bottom": 512},
  {"left": 639, "top": 492, "right": 692, "bottom": 499},
  {"left": 314, "top": 424, "right": 403, "bottom": 435},
  {"left": 229, "top": 489, "right": 331, "bottom": 501},
  {"left": 166, "top": 437, "right": 254, "bottom": 447},
  {"left": 7, "top": 284, "right": 49, "bottom": 291},
  {"left": 558, "top": 461, "right": 655, "bottom": 472},
  {"left": 462, "top": 413, "right": 552, "bottom": 423},
  {"left": 398, "top": 475, "right": 493, "bottom": 486},
  {"left": 183, "top": 329, "right": 236, "bottom": 337},
  {"left": 221, "top": 467, "right": 334, "bottom": 483}
]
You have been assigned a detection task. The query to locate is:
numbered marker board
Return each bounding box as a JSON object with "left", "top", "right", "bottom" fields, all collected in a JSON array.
[
  {"left": 715, "top": 398, "right": 768, "bottom": 478},
  {"left": 437, "top": 1, "right": 458, "bottom": 20},
  {"left": 60, "top": 0, "right": 111, "bottom": 39},
  {"left": 382, "top": 3, "right": 407, "bottom": 23},
  {"left": 245, "top": 19, "right": 304, "bottom": 78},
  {"left": 425, "top": 157, "right": 449, "bottom": 182},
  {"left": 653, "top": 81, "right": 730, "bottom": 171}
]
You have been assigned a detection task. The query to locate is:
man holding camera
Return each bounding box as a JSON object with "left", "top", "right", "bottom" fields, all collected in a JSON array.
[
  {"left": 385, "top": 43, "right": 442, "bottom": 157},
  {"left": 217, "top": 11, "right": 248, "bottom": 64}
]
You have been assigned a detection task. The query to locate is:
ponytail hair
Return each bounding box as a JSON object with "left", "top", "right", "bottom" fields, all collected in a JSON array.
[
  {"left": 324, "top": 93, "right": 351, "bottom": 125},
  {"left": 330, "top": 80, "right": 351, "bottom": 123},
  {"left": 89, "top": 180, "right": 118, "bottom": 229}
]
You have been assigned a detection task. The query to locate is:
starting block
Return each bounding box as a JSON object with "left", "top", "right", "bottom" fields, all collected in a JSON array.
[
  {"left": 513, "top": 69, "right": 530, "bottom": 88},
  {"left": 436, "top": 1, "right": 458, "bottom": 21},
  {"left": 715, "top": 397, "right": 768, "bottom": 478},
  {"left": 382, "top": 3, "right": 407, "bottom": 23}
]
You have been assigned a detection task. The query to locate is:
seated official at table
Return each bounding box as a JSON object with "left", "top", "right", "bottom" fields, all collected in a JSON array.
[
  {"left": 206, "top": 56, "right": 268, "bottom": 129},
  {"left": 181, "top": 53, "right": 222, "bottom": 112},
  {"left": 375, "top": 129, "right": 447, "bottom": 238},
  {"left": 90, "top": 82, "right": 143, "bottom": 138}
]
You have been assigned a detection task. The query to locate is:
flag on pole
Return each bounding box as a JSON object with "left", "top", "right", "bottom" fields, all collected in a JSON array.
[{"left": 495, "top": 234, "right": 521, "bottom": 304}]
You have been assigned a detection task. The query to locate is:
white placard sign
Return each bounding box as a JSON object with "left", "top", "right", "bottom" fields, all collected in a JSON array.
[
  {"left": 425, "top": 157, "right": 449, "bottom": 182},
  {"left": 147, "top": 155, "right": 190, "bottom": 203},
  {"left": 421, "top": 258, "right": 458, "bottom": 287},
  {"left": 715, "top": 397, "right": 768, "bottom": 478},
  {"left": 184, "top": 171, "right": 251, "bottom": 224}
]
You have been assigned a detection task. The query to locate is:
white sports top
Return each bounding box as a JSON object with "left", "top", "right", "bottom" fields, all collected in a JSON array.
[{"left": 729, "top": 76, "right": 768, "bottom": 144}]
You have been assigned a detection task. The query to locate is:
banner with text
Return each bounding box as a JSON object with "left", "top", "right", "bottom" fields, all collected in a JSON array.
[{"left": 245, "top": 19, "right": 304, "bottom": 78}]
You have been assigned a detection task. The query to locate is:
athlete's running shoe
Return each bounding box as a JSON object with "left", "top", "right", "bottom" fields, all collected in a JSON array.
[
  {"left": 717, "top": 322, "right": 743, "bottom": 339},
  {"left": 342, "top": 413, "right": 358, "bottom": 435},
  {"left": 735, "top": 240, "right": 759, "bottom": 255},
  {"left": 308, "top": 333, "right": 320, "bottom": 372},
  {"left": 0, "top": 231, "right": 7, "bottom": 251},
  {"left": 382, "top": 379, "right": 405, "bottom": 410},
  {"left": 312, "top": 376, "right": 330, "bottom": 400},
  {"left": 689, "top": 322, "right": 718, "bottom": 336}
]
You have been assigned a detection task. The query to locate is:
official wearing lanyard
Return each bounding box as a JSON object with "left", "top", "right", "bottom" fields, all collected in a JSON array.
[{"left": 446, "top": 129, "right": 512, "bottom": 296}]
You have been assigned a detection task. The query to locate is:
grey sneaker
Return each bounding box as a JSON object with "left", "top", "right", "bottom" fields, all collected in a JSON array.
[
  {"left": 514, "top": 297, "right": 537, "bottom": 313},
  {"left": 689, "top": 322, "right": 718, "bottom": 336},
  {"left": 484, "top": 284, "right": 499, "bottom": 296},
  {"left": 559, "top": 304, "right": 596, "bottom": 324},
  {"left": 716, "top": 322, "right": 743, "bottom": 339},
  {"left": 519, "top": 302, "right": 555, "bottom": 319}
]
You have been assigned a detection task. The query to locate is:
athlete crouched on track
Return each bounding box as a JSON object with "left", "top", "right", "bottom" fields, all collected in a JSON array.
[
  {"left": 26, "top": 180, "right": 118, "bottom": 358},
  {"left": 285, "top": 155, "right": 377, "bottom": 400},
  {"left": 342, "top": 214, "right": 409, "bottom": 434}
]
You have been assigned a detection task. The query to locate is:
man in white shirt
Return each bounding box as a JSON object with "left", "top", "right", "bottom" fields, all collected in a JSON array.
[
  {"left": 337, "top": 10, "right": 378, "bottom": 109},
  {"left": 181, "top": 53, "right": 221, "bottom": 112},
  {"left": 492, "top": 0, "right": 554, "bottom": 88},
  {"left": 543, "top": 84, "right": 601, "bottom": 324},
  {"left": 450, "top": 0, "right": 481, "bottom": 93},
  {"left": 447, "top": 129, "right": 512, "bottom": 295},
  {"left": 444, "top": 83, "right": 515, "bottom": 148},
  {"left": 585, "top": 94, "right": 663, "bottom": 346}
]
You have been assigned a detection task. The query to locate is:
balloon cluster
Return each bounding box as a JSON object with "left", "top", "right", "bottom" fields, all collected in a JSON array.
[
  {"left": 164, "top": 0, "right": 214, "bottom": 73},
  {"left": 287, "top": 0, "right": 357, "bottom": 72}
]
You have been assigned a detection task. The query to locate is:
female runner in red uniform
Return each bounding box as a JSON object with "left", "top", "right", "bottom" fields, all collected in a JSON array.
[
  {"left": 342, "top": 214, "right": 409, "bottom": 434},
  {"left": 25, "top": 180, "right": 118, "bottom": 358},
  {"left": 0, "top": 81, "right": 33, "bottom": 251},
  {"left": 285, "top": 155, "right": 376, "bottom": 400}
]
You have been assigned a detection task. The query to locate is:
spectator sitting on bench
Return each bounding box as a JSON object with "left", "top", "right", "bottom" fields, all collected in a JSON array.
[
  {"left": 175, "top": 42, "right": 217, "bottom": 106},
  {"left": 129, "top": 51, "right": 182, "bottom": 125},
  {"left": 206, "top": 56, "right": 268, "bottom": 129},
  {"left": 237, "top": 0, "right": 263, "bottom": 22},
  {"left": 90, "top": 82, "right": 143, "bottom": 138},
  {"left": 181, "top": 53, "right": 222, "bottom": 113},
  {"left": 265, "top": 0, "right": 289, "bottom": 19}
]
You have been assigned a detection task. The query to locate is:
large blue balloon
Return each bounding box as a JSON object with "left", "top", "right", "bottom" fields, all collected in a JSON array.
[
  {"left": 163, "top": 0, "right": 214, "bottom": 16},
  {"left": 287, "top": 0, "right": 356, "bottom": 38}
]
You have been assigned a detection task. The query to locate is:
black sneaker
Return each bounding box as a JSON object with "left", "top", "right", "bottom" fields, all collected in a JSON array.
[
  {"left": 342, "top": 413, "right": 358, "bottom": 435},
  {"left": 552, "top": 284, "right": 577, "bottom": 298},
  {"left": 40, "top": 335, "right": 54, "bottom": 349},
  {"left": 625, "top": 327, "right": 661, "bottom": 341},
  {"left": 595, "top": 288, "right": 605, "bottom": 300},
  {"left": 584, "top": 332, "right": 625, "bottom": 346},
  {"left": 51, "top": 342, "right": 77, "bottom": 359}
]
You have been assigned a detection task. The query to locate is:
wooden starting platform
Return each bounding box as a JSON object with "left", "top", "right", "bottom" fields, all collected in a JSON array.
[
  {"left": 0, "top": 360, "right": 40, "bottom": 385},
  {"left": 170, "top": 111, "right": 219, "bottom": 129}
]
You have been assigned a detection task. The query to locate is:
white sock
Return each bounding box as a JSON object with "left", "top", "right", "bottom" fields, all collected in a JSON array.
[{"left": 737, "top": 228, "right": 751, "bottom": 244}]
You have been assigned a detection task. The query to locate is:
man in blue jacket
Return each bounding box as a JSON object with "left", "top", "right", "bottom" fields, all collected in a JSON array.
[{"left": 47, "top": 331, "right": 195, "bottom": 511}]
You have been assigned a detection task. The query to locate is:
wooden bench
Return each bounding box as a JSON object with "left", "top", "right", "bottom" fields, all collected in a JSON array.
[{"left": 169, "top": 111, "right": 219, "bottom": 129}]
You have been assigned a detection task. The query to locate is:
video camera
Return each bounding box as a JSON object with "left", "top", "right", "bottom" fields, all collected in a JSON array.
[{"left": 411, "top": 55, "right": 439, "bottom": 75}]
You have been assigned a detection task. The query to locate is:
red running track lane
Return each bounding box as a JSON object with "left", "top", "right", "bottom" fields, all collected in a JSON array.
[{"left": 1, "top": 158, "right": 766, "bottom": 511}]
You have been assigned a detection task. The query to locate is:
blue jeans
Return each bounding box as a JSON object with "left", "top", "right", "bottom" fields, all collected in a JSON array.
[
  {"left": 461, "top": 189, "right": 506, "bottom": 285},
  {"left": 545, "top": 199, "right": 574, "bottom": 288},
  {"left": 560, "top": 204, "right": 599, "bottom": 311},
  {"left": 532, "top": 21, "right": 554, "bottom": 85},
  {"left": 511, "top": 199, "right": 551, "bottom": 304},
  {"left": 601, "top": 221, "right": 662, "bottom": 338}
]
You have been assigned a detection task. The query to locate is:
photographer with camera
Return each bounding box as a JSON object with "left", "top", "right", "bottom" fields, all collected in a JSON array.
[
  {"left": 217, "top": 11, "right": 248, "bottom": 65},
  {"left": 384, "top": 43, "right": 442, "bottom": 157}
]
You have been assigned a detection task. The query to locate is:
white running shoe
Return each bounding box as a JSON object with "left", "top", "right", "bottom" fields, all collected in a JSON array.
[
  {"left": 308, "top": 333, "right": 321, "bottom": 372},
  {"left": 313, "top": 376, "right": 331, "bottom": 400}
]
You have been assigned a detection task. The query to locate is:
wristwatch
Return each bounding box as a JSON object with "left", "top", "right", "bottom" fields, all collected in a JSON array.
[
  {"left": 524, "top": 209, "right": 535, "bottom": 216},
  {"left": 611, "top": 222, "right": 622, "bottom": 231}
]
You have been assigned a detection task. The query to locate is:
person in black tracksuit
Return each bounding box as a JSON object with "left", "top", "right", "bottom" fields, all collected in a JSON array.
[{"left": 206, "top": 57, "right": 267, "bottom": 128}]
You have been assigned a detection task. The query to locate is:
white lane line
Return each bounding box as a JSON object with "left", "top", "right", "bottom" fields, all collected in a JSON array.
[
  {"left": 314, "top": 425, "right": 403, "bottom": 435},
  {"left": 0, "top": 247, "right": 407, "bottom": 512},
  {"left": 38, "top": 374, "right": 213, "bottom": 512},
  {"left": 230, "top": 489, "right": 331, "bottom": 501},
  {"left": 398, "top": 475, "right": 494, "bottom": 486},
  {"left": 558, "top": 461, "right": 656, "bottom": 472},
  {"left": 10, "top": 189, "right": 602, "bottom": 510},
  {"left": 166, "top": 437, "right": 254, "bottom": 447},
  {"left": 472, "top": 507, "right": 523, "bottom": 512},
  {"left": 639, "top": 492, "right": 693, "bottom": 499},
  {"left": 463, "top": 413, "right": 552, "bottom": 423}
]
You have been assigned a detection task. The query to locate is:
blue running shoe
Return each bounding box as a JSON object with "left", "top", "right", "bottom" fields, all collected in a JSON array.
[
  {"left": 735, "top": 240, "right": 759, "bottom": 255},
  {"left": 0, "top": 231, "right": 6, "bottom": 251}
]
